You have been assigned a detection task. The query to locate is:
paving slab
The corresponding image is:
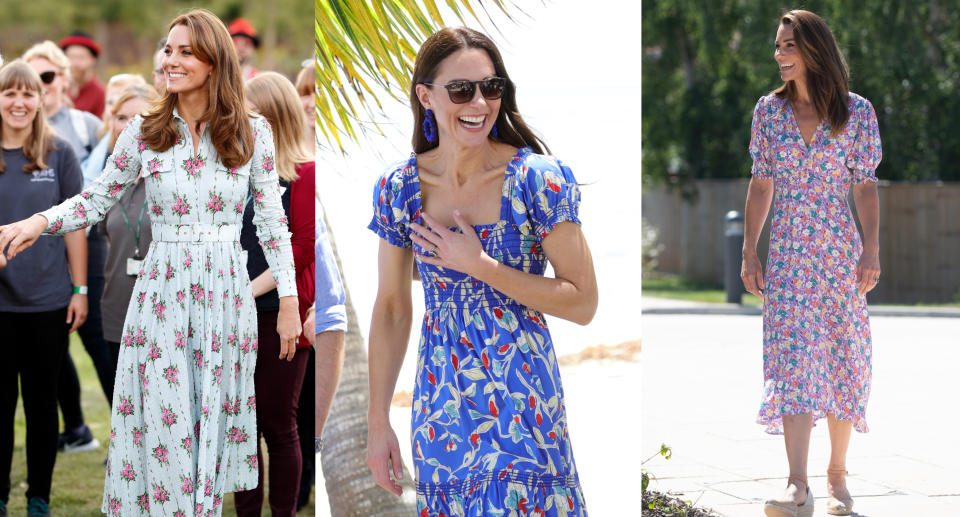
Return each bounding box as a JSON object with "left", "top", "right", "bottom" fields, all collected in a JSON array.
[{"left": 643, "top": 312, "right": 960, "bottom": 517}]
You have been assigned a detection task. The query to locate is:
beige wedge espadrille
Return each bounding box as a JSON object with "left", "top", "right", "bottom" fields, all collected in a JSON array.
[
  {"left": 826, "top": 469, "right": 854, "bottom": 516},
  {"left": 764, "top": 475, "right": 815, "bottom": 517}
]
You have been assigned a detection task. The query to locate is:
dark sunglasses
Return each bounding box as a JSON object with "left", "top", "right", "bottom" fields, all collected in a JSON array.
[
  {"left": 422, "top": 77, "right": 508, "bottom": 104},
  {"left": 39, "top": 71, "right": 57, "bottom": 85}
]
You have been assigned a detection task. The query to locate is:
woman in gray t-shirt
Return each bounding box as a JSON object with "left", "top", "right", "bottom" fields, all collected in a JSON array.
[{"left": 0, "top": 59, "right": 88, "bottom": 515}]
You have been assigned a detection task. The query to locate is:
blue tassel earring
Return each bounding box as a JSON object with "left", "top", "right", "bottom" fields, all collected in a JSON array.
[
  {"left": 423, "top": 109, "right": 438, "bottom": 142},
  {"left": 491, "top": 118, "right": 499, "bottom": 138}
]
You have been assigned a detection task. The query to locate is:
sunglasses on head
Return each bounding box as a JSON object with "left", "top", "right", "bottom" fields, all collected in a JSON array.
[
  {"left": 422, "top": 77, "right": 508, "bottom": 104},
  {"left": 39, "top": 71, "right": 57, "bottom": 85}
]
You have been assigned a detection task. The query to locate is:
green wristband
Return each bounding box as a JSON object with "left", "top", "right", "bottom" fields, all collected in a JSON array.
[{"left": 73, "top": 286, "right": 88, "bottom": 295}]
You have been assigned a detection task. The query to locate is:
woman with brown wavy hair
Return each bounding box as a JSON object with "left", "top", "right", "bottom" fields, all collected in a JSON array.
[
  {"left": 365, "top": 27, "right": 597, "bottom": 516},
  {"left": 0, "top": 9, "right": 300, "bottom": 516},
  {"left": 742, "top": 10, "right": 881, "bottom": 517}
]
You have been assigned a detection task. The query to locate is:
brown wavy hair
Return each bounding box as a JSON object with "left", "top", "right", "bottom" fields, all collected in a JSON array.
[
  {"left": 0, "top": 60, "right": 58, "bottom": 174},
  {"left": 140, "top": 9, "right": 253, "bottom": 168},
  {"left": 245, "top": 72, "right": 312, "bottom": 182},
  {"left": 773, "top": 10, "right": 850, "bottom": 137},
  {"left": 410, "top": 27, "right": 548, "bottom": 155}
]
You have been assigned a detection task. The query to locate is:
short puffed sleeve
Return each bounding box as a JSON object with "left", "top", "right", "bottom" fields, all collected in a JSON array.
[
  {"left": 847, "top": 95, "right": 882, "bottom": 184},
  {"left": 511, "top": 152, "right": 582, "bottom": 242},
  {"left": 748, "top": 96, "right": 774, "bottom": 180},
  {"left": 367, "top": 158, "right": 416, "bottom": 248}
]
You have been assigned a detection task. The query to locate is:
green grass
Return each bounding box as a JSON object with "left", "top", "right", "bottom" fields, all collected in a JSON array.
[
  {"left": 6, "top": 333, "right": 316, "bottom": 516},
  {"left": 642, "top": 274, "right": 763, "bottom": 306}
]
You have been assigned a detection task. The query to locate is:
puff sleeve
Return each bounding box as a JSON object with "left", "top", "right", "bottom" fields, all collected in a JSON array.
[
  {"left": 367, "top": 160, "right": 416, "bottom": 248},
  {"left": 748, "top": 96, "right": 774, "bottom": 180},
  {"left": 511, "top": 153, "right": 582, "bottom": 243},
  {"left": 848, "top": 97, "right": 882, "bottom": 184},
  {"left": 39, "top": 116, "right": 143, "bottom": 235}
]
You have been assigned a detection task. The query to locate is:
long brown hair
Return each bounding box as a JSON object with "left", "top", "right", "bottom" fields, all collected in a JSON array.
[
  {"left": 140, "top": 9, "right": 253, "bottom": 169},
  {"left": 773, "top": 10, "right": 850, "bottom": 137},
  {"left": 410, "top": 27, "right": 548, "bottom": 155},
  {"left": 245, "top": 72, "right": 312, "bottom": 182},
  {"left": 0, "top": 60, "right": 58, "bottom": 174}
]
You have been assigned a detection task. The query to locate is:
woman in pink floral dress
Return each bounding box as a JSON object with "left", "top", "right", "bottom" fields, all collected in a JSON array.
[
  {"left": 742, "top": 10, "right": 881, "bottom": 517},
  {"left": 0, "top": 10, "right": 301, "bottom": 517}
]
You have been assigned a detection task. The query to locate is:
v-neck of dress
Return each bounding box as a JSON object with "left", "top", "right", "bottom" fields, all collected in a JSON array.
[
  {"left": 410, "top": 147, "right": 527, "bottom": 230},
  {"left": 787, "top": 102, "right": 821, "bottom": 152}
]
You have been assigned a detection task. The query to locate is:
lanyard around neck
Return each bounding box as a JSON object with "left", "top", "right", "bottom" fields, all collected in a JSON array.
[{"left": 120, "top": 192, "right": 148, "bottom": 258}]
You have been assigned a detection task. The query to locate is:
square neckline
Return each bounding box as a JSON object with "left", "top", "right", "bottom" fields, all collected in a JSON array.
[{"left": 408, "top": 146, "right": 529, "bottom": 230}]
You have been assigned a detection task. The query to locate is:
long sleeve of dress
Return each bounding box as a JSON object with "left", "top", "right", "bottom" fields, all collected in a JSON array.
[
  {"left": 290, "top": 161, "right": 316, "bottom": 326},
  {"left": 249, "top": 116, "right": 297, "bottom": 299},
  {"left": 40, "top": 117, "right": 143, "bottom": 235}
]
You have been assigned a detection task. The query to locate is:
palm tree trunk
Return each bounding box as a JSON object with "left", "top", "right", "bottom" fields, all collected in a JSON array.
[{"left": 319, "top": 209, "right": 416, "bottom": 515}]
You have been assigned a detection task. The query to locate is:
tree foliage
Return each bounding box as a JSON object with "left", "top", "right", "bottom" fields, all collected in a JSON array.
[{"left": 642, "top": 0, "right": 960, "bottom": 187}]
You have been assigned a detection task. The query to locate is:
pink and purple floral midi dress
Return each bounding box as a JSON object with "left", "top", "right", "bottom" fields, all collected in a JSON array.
[
  {"left": 748, "top": 92, "right": 881, "bottom": 435},
  {"left": 39, "top": 110, "right": 296, "bottom": 516}
]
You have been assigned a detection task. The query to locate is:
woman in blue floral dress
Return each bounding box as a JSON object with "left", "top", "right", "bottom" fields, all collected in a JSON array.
[
  {"left": 0, "top": 10, "right": 301, "bottom": 517},
  {"left": 365, "top": 27, "right": 598, "bottom": 517}
]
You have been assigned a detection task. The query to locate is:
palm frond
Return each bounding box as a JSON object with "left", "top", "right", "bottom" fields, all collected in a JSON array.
[{"left": 314, "top": 0, "right": 518, "bottom": 151}]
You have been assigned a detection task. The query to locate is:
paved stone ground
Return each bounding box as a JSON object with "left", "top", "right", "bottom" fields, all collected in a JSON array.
[{"left": 643, "top": 297, "right": 960, "bottom": 517}]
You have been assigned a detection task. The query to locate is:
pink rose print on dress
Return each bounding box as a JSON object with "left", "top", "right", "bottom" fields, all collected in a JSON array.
[
  {"left": 259, "top": 238, "right": 280, "bottom": 254},
  {"left": 153, "top": 444, "right": 169, "bottom": 465},
  {"left": 122, "top": 326, "right": 147, "bottom": 347},
  {"left": 208, "top": 289, "right": 214, "bottom": 309},
  {"left": 194, "top": 420, "right": 201, "bottom": 440},
  {"left": 204, "top": 476, "right": 213, "bottom": 496},
  {"left": 161, "top": 404, "right": 178, "bottom": 428},
  {"left": 120, "top": 461, "right": 137, "bottom": 482},
  {"left": 165, "top": 261, "right": 176, "bottom": 280},
  {"left": 152, "top": 482, "right": 170, "bottom": 504},
  {"left": 164, "top": 365, "right": 179, "bottom": 387},
  {"left": 181, "top": 435, "right": 193, "bottom": 452},
  {"left": 222, "top": 395, "right": 242, "bottom": 416},
  {"left": 206, "top": 190, "right": 225, "bottom": 214},
  {"left": 239, "top": 335, "right": 252, "bottom": 354},
  {"left": 246, "top": 454, "right": 258, "bottom": 472},
  {"left": 227, "top": 166, "right": 240, "bottom": 180},
  {"left": 180, "top": 474, "right": 194, "bottom": 494},
  {"left": 174, "top": 329, "right": 186, "bottom": 350},
  {"left": 135, "top": 492, "right": 149, "bottom": 512},
  {"left": 150, "top": 201, "right": 163, "bottom": 217},
  {"left": 174, "top": 511, "right": 186, "bottom": 517},
  {"left": 182, "top": 153, "right": 206, "bottom": 178},
  {"left": 81, "top": 191, "right": 92, "bottom": 199},
  {"left": 226, "top": 426, "right": 249, "bottom": 444},
  {"left": 132, "top": 426, "right": 145, "bottom": 447},
  {"left": 172, "top": 192, "right": 191, "bottom": 219},
  {"left": 234, "top": 294, "right": 242, "bottom": 312},
  {"left": 205, "top": 253, "right": 213, "bottom": 273},
  {"left": 146, "top": 157, "right": 162, "bottom": 180},
  {"left": 234, "top": 362, "right": 240, "bottom": 380},
  {"left": 176, "top": 289, "right": 186, "bottom": 309},
  {"left": 252, "top": 187, "right": 265, "bottom": 208},
  {"left": 104, "top": 495, "right": 120, "bottom": 517},
  {"left": 117, "top": 396, "right": 134, "bottom": 417},
  {"left": 148, "top": 262, "right": 159, "bottom": 280},
  {"left": 147, "top": 339, "right": 162, "bottom": 361},
  {"left": 107, "top": 181, "right": 124, "bottom": 198},
  {"left": 194, "top": 350, "right": 205, "bottom": 369},
  {"left": 183, "top": 249, "right": 193, "bottom": 269},
  {"left": 136, "top": 292, "right": 147, "bottom": 312},
  {"left": 113, "top": 151, "right": 130, "bottom": 172},
  {"left": 247, "top": 395, "right": 256, "bottom": 412},
  {"left": 211, "top": 332, "right": 221, "bottom": 352},
  {"left": 262, "top": 154, "right": 275, "bottom": 173},
  {"left": 235, "top": 201, "right": 244, "bottom": 214},
  {"left": 49, "top": 217, "right": 63, "bottom": 234},
  {"left": 71, "top": 202, "right": 86, "bottom": 221},
  {"left": 190, "top": 283, "right": 205, "bottom": 304},
  {"left": 150, "top": 293, "right": 167, "bottom": 322}
]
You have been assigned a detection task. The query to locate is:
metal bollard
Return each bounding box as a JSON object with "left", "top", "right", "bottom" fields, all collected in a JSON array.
[{"left": 724, "top": 211, "right": 745, "bottom": 304}]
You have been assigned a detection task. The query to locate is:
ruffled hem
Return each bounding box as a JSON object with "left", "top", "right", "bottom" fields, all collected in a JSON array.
[
  {"left": 756, "top": 401, "right": 869, "bottom": 436},
  {"left": 417, "top": 470, "right": 588, "bottom": 517}
]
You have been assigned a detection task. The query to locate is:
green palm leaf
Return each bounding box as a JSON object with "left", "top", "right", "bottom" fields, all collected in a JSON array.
[{"left": 314, "top": 0, "right": 517, "bottom": 151}]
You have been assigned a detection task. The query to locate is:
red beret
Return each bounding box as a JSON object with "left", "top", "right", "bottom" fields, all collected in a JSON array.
[{"left": 59, "top": 33, "right": 101, "bottom": 57}]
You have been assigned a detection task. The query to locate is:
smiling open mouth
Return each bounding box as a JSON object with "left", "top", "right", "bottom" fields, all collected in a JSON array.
[{"left": 458, "top": 115, "right": 486, "bottom": 129}]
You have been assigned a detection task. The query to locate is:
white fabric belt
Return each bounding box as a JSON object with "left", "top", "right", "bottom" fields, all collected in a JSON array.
[{"left": 153, "top": 224, "right": 241, "bottom": 242}]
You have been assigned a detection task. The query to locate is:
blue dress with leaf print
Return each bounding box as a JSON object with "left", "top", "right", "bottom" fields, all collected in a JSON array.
[{"left": 368, "top": 147, "right": 589, "bottom": 517}]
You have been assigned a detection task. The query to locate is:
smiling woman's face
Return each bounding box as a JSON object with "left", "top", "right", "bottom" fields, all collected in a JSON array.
[
  {"left": 775, "top": 23, "right": 807, "bottom": 84},
  {"left": 162, "top": 25, "right": 213, "bottom": 95},
  {"left": 1, "top": 86, "right": 41, "bottom": 134},
  {"left": 416, "top": 48, "right": 500, "bottom": 150}
]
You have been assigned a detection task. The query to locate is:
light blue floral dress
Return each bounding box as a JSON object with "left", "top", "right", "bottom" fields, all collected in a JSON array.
[
  {"left": 39, "top": 109, "right": 296, "bottom": 517},
  {"left": 369, "top": 147, "right": 589, "bottom": 517}
]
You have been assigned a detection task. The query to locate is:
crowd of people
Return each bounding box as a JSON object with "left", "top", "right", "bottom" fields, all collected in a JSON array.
[{"left": 0, "top": 9, "right": 333, "bottom": 517}]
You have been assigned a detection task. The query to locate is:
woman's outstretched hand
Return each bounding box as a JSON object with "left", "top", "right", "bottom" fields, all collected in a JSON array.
[
  {"left": 410, "top": 210, "right": 493, "bottom": 277},
  {"left": 741, "top": 252, "right": 765, "bottom": 298},
  {"left": 366, "top": 418, "right": 404, "bottom": 497},
  {"left": 0, "top": 214, "right": 48, "bottom": 260}
]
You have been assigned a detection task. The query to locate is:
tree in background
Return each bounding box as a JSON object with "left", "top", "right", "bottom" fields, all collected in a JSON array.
[
  {"left": 642, "top": 0, "right": 960, "bottom": 192},
  {"left": 0, "top": 0, "right": 312, "bottom": 81}
]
